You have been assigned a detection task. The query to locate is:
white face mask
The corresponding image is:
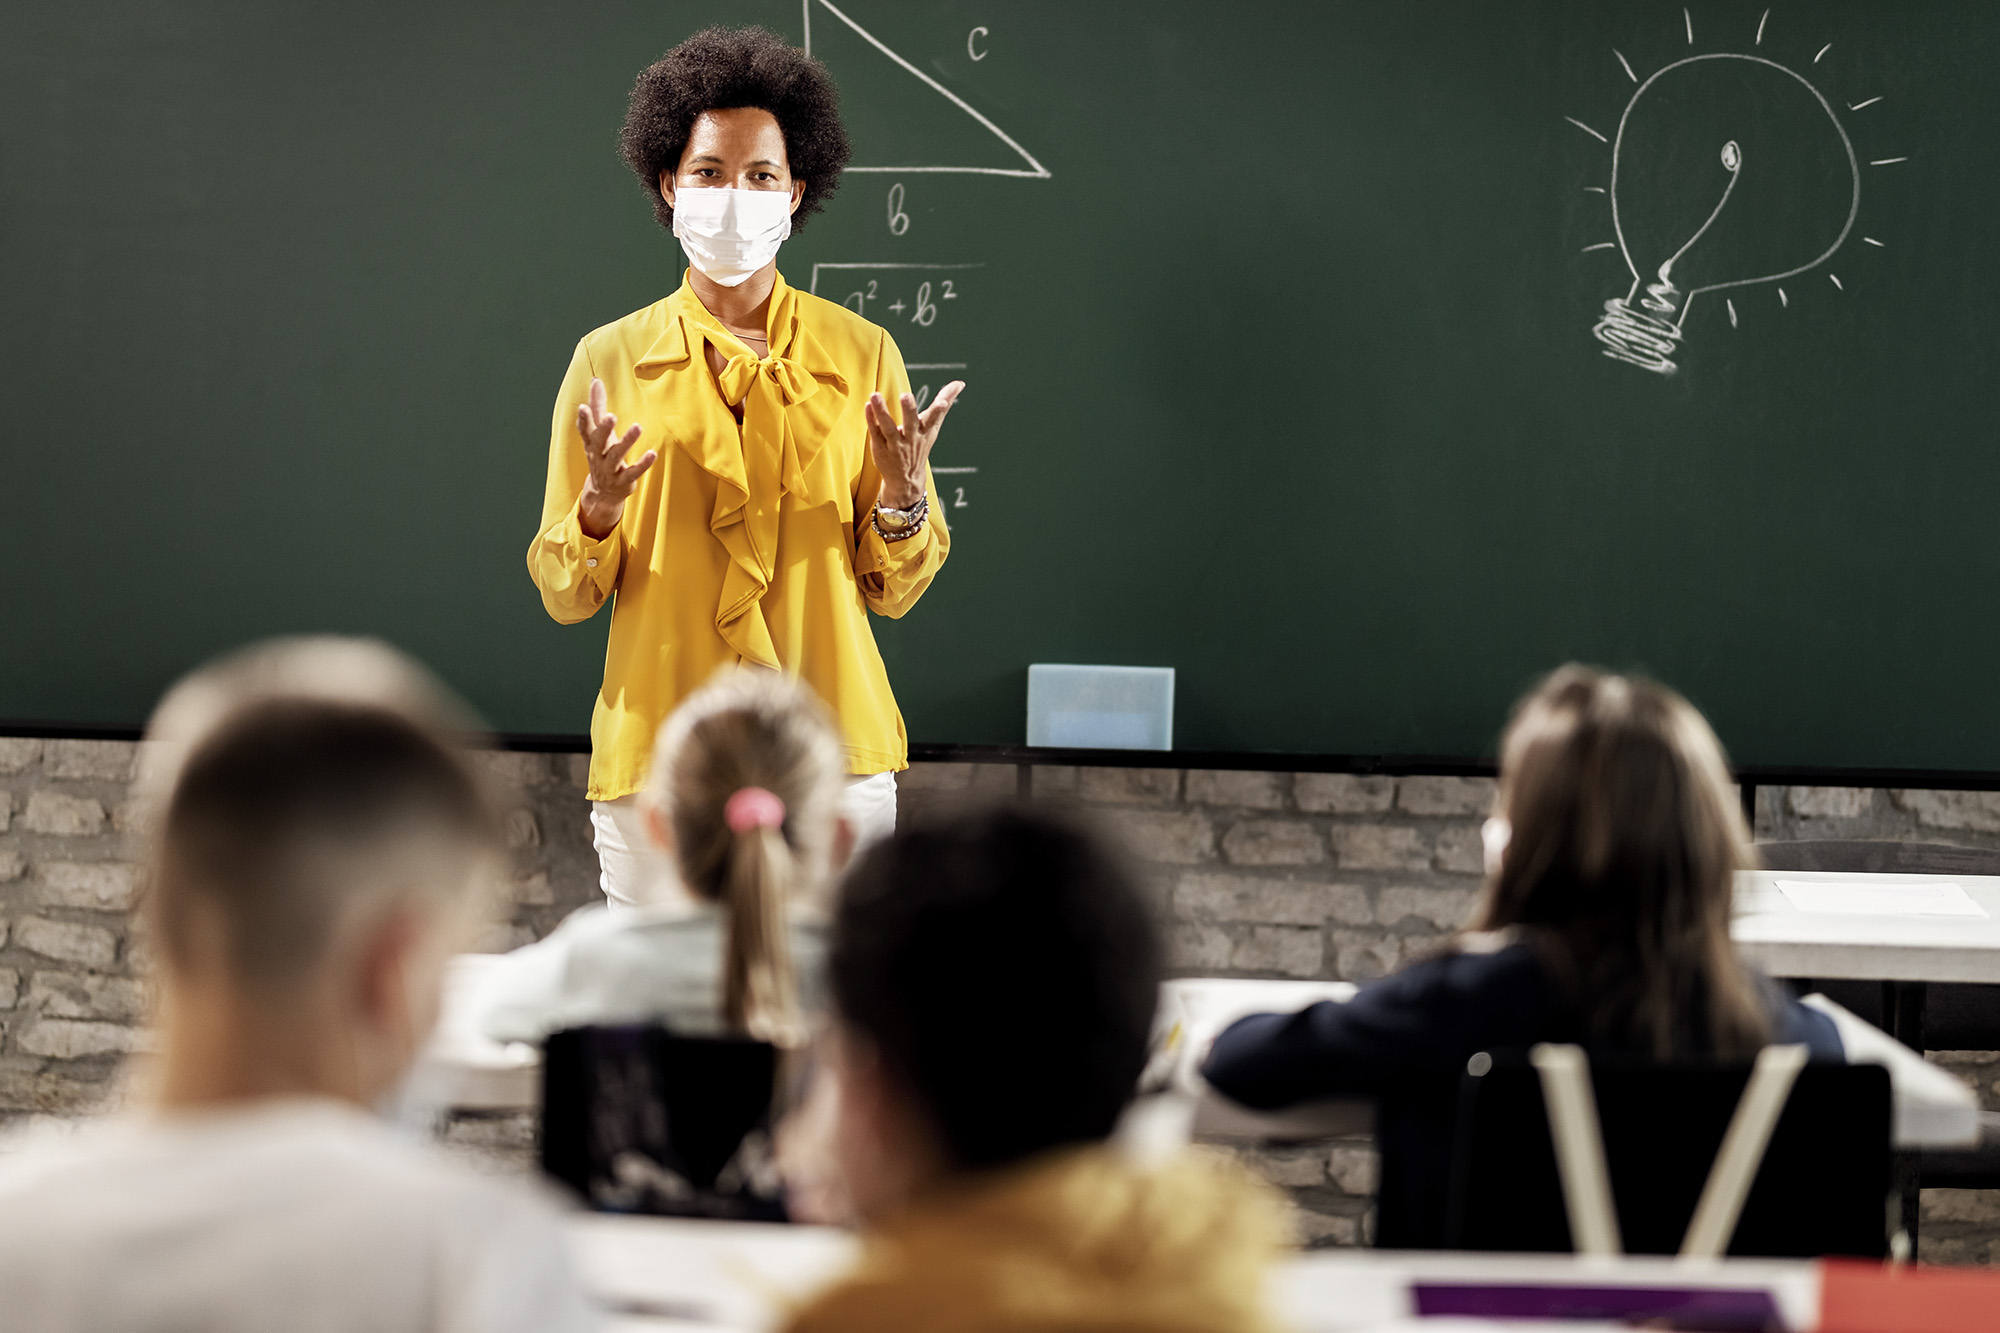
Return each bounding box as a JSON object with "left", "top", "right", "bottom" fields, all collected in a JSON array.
[
  {"left": 671, "top": 186, "right": 794, "bottom": 287},
  {"left": 1481, "top": 817, "right": 1511, "bottom": 878}
]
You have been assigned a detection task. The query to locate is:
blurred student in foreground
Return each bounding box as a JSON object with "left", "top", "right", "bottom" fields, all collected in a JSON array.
[
  {"left": 0, "top": 639, "right": 597, "bottom": 1332},
  {"left": 1202, "top": 665, "right": 1842, "bottom": 1247},
  {"left": 781, "top": 806, "right": 1289, "bottom": 1333},
  {"left": 468, "top": 669, "right": 849, "bottom": 1047}
]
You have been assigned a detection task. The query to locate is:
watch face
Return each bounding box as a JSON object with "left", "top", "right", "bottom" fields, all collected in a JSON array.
[{"left": 879, "top": 506, "right": 914, "bottom": 529}]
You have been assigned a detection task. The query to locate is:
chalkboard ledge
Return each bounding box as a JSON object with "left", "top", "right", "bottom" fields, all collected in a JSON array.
[
  {"left": 905, "top": 741, "right": 1495, "bottom": 778},
  {"left": 11, "top": 720, "right": 2000, "bottom": 794},
  {"left": 908, "top": 745, "right": 2000, "bottom": 797},
  {"left": 909, "top": 744, "right": 2000, "bottom": 798}
]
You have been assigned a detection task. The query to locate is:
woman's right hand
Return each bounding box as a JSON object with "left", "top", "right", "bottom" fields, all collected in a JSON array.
[{"left": 576, "top": 377, "right": 658, "bottom": 539}]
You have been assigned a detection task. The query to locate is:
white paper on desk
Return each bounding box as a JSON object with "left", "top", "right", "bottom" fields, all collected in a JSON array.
[{"left": 1775, "top": 879, "right": 1987, "bottom": 917}]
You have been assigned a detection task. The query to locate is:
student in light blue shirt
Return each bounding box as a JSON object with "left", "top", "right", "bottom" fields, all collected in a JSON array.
[{"left": 470, "top": 669, "right": 853, "bottom": 1046}]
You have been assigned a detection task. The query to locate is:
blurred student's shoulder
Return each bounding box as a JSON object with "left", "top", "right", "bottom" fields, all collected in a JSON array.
[
  {"left": 0, "top": 1100, "right": 594, "bottom": 1333},
  {"left": 786, "top": 1144, "right": 1288, "bottom": 1333}
]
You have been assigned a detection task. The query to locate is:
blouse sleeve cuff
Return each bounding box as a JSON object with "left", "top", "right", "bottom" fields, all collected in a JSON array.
[
  {"left": 552, "top": 501, "right": 623, "bottom": 591},
  {"left": 854, "top": 513, "right": 936, "bottom": 576}
]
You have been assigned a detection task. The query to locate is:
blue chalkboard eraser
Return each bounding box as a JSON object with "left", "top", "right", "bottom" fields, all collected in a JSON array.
[{"left": 1026, "top": 664, "right": 1175, "bottom": 751}]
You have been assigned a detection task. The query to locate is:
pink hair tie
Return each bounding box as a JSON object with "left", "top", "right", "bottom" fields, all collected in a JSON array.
[{"left": 725, "top": 786, "right": 786, "bottom": 833}]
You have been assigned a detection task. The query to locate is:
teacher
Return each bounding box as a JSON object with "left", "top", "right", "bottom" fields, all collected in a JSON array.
[{"left": 529, "top": 26, "right": 961, "bottom": 909}]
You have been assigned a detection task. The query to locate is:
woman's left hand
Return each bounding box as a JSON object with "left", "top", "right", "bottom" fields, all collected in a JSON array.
[{"left": 867, "top": 381, "right": 965, "bottom": 509}]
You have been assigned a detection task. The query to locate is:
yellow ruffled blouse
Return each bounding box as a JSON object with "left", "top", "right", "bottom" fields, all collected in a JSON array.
[{"left": 528, "top": 271, "right": 948, "bottom": 800}]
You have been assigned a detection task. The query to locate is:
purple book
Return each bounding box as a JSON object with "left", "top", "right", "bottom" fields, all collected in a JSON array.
[{"left": 1412, "top": 1282, "right": 1785, "bottom": 1331}]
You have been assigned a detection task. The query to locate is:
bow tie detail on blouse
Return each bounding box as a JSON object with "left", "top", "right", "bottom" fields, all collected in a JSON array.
[
  {"left": 622, "top": 278, "right": 859, "bottom": 674},
  {"left": 687, "top": 315, "right": 847, "bottom": 674},
  {"left": 716, "top": 350, "right": 819, "bottom": 408}
]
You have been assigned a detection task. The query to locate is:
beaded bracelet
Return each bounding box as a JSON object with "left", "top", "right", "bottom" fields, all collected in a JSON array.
[{"left": 872, "top": 495, "right": 929, "bottom": 542}]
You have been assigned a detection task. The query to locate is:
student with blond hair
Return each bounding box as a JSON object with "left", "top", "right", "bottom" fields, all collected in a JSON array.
[
  {"left": 1202, "top": 665, "right": 1843, "bottom": 1248},
  {"left": 470, "top": 668, "right": 849, "bottom": 1046},
  {"left": 0, "top": 639, "right": 597, "bottom": 1332}
]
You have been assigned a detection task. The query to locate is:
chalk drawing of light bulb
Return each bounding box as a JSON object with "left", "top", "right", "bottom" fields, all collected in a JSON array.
[{"left": 1588, "top": 53, "right": 1860, "bottom": 374}]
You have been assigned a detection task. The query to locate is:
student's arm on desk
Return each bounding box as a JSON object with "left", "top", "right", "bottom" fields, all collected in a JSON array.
[{"left": 1201, "top": 950, "right": 1545, "bottom": 1110}]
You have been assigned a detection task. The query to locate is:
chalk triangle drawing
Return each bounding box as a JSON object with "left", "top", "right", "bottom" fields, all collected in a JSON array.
[{"left": 803, "top": 0, "right": 1051, "bottom": 178}]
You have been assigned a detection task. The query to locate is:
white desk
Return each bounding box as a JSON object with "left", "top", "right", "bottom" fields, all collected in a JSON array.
[
  {"left": 568, "top": 1215, "right": 855, "bottom": 1332},
  {"left": 565, "top": 1213, "right": 1822, "bottom": 1333},
  {"left": 1733, "top": 869, "right": 2000, "bottom": 984},
  {"left": 402, "top": 954, "right": 539, "bottom": 1114},
  {"left": 413, "top": 957, "right": 1977, "bottom": 1147},
  {"left": 1157, "top": 975, "right": 1977, "bottom": 1150},
  {"left": 414, "top": 972, "right": 1374, "bottom": 1123}
]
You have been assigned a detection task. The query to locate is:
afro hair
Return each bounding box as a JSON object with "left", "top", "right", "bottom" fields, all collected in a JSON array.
[{"left": 621, "top": 26, "right": 851, "bottom": 233}]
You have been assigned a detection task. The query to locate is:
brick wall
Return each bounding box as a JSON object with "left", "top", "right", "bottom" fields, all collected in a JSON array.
[
  {"left": 0, "top": 739, "right": 601, "bottom": 1122},
  {"left": 5, "top": 740, "right": 2000, "bottom": 1259}
]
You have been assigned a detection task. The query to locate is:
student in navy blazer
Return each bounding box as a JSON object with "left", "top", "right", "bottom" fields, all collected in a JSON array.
[{"left": 1202, "top": 666, "right": 1843, "bottom": 1246}]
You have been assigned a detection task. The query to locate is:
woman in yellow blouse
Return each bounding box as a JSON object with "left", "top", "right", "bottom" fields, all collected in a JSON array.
[{"left": 529, "top": 26, "right": 962, "bottom": 907}]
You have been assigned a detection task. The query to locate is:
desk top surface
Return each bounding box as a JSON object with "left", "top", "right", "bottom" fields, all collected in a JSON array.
[
  {"left": 564, "top": 1213, "right": 1821, "bottom": 1333},
  {"left": 1732, "top": 870, "right": 2000, "bottom": 983}
]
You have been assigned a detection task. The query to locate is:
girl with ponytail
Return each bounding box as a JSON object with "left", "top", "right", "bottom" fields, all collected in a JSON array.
[{"left": 470, "top": 669, "right": 850, "bottom": 1045}]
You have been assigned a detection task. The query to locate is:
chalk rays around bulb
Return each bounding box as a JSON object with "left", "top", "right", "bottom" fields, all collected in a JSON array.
[{"left": 1566, "top": 9, "right": 1901, "bottom": 376}]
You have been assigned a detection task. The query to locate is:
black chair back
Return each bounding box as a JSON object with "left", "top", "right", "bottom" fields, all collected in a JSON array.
[
  {"left": 1444, "top": 1057, "right": 1891, "bottom": 1258},
  {"left": 540, "top": 1025, "right": 786, "bottom": 1221}
]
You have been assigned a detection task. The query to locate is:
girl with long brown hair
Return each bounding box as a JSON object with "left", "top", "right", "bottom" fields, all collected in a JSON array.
[
  {"left": 1202, "top": 665, "right": 1842, "bottom": 1245},
  {"left": 1473, "top": 664, "right": 1775, "bottom": 1059},
  {"left": 471, "top": 669, "right": 849, "bottom": 1045}
]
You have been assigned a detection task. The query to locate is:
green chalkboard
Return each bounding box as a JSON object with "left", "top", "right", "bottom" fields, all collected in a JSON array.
[{"left": 1, "top": 1, "right": 1994, "bottom": 771}]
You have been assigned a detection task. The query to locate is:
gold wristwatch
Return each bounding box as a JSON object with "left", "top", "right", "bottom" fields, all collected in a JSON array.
[{"left": 875, "top": 498, "right": 923, "bottom": 531}]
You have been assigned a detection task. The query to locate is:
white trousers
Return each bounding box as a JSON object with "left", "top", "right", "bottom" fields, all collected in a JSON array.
[{"left": 591, "top": 771, "right": 898, "bottom": 911}]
